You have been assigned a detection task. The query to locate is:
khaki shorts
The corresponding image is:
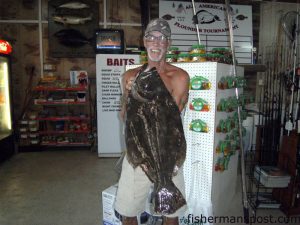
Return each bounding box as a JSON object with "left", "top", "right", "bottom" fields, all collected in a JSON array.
[{"left": 114, "top": 155, "right": 186, "bottom": 218}]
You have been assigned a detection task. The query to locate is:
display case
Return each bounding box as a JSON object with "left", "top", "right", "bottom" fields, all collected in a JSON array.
[{"left": 0, "top": 52, "right": 14, "bottom": 162}]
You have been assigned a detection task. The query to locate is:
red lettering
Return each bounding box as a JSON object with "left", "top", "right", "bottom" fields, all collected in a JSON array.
[
  {"left": 114, "top": 59, "right": 119, "bottom": 66},
  {"left": 107, "top": 58, "right": 136, "bottom": 66},
  {"left": 107, "top": 58, "right": 113, "bottom": 66}
]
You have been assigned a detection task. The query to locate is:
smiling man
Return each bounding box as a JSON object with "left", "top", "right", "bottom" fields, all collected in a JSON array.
[{"left": 115, "top": 18, "right": 190, "bottom": 225}]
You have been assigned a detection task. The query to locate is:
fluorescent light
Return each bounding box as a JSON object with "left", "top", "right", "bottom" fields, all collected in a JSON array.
[{"left": 3, "top": 62, "right": 11, "bottom": 130}]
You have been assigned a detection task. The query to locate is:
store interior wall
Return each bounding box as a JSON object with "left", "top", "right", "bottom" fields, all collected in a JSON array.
[{"left": 0, "top": 0, "right": 292, "bottom": 128}]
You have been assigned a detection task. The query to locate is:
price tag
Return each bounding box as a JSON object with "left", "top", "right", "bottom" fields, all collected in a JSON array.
[{"left": 285, "top": 120, "right": 293, "bottom": 131}]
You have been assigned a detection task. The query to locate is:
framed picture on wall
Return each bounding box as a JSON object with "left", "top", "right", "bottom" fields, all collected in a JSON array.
[{"left": 48, "top": 0, "right": 99, "bottom": 58}]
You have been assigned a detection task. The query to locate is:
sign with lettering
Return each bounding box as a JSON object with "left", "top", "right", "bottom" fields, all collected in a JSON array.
[
  {"left": 159, "top": 1, "right": 253, "bottom": 64},
  {"left": 96, "top": 54, "right": 140, "bottom": 156}
]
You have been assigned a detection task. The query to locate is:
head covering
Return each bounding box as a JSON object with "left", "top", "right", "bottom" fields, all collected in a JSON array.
[{"left": 144, "top": 18, "right": 171, "bottom": 38}]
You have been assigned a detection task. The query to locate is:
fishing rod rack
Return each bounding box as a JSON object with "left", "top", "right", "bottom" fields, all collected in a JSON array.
[{"left": 245, "top": 40, "right": 300, "bottom": 216}]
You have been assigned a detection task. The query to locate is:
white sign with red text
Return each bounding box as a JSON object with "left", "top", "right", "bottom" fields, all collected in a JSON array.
[
  {"left": 96, "top": 54, "right": 140, "bottom": 157},
  {"left": 159, "top": 1, "right": 253, "bottom": 64}
]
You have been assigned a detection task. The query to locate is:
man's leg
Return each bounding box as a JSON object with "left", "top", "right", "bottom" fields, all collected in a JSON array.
[
  {"left": 115, "top": 156, "right": 151, "bottom": 223},
  {"left": 122, "top": 216, "right": 138, "bottom": 225},
  {"left": 163, "top": 216, "right": 179, "bottom": 225}
]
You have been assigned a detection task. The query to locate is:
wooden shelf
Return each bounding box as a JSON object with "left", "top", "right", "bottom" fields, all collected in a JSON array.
[{"left": 238, "top": 64, "right": 267, "bottom": 72}]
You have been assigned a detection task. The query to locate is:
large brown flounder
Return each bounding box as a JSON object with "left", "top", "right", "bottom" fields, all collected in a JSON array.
[{"left": 125, "top": 65, "right": 186, "bottom": 215}]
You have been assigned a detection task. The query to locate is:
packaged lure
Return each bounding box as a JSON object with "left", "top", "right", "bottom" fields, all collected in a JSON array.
[
  {"left": 166, "top": 54, "right": 177, "bottom": 63},
  {"left": 189, "top": 119, "right": 209, "bottom": 133},
  {"left": 189, "top": 75, "right": 211, "bottom": 90},
  {"left": 189, "top": 44, "right": 206, "bottom": 54},
  {"left": 177, "top": 53, "right": 190, "bottom": 62},
  {"left": 189, "top": 98, "right": 209, "bottom": 111}
]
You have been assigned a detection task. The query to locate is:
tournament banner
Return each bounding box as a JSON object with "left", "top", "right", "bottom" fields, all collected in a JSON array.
[{"left": 159, "top": 1, "right": 253, "bottom": 64}]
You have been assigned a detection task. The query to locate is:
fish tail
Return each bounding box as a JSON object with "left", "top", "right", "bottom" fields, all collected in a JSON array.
[{"left": 153, "top": 180, "right": 186, "bottom": 215}]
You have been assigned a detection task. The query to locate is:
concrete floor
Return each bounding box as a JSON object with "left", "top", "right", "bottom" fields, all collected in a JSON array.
[
  {"left": 0, "top": 150, "right": 119, "bottom": 225},
  {"left": 0, "top": 150, "right": 299, "bottom": 225}
]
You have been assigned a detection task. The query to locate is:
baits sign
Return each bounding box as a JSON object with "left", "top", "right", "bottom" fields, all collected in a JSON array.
[
  {"left": 106, "top": 58, "right": 135, "bottom": 66},
  {"left": 159, "top": 1, "right": 253, "bottom": 64},
  {"left": 96, "top": 54, "right": 140, "bottom": 157}
]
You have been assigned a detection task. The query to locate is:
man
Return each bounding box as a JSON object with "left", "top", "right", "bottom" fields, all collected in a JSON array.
[{"left": 115, "top": 18, "right": 190, "bottom": 225}]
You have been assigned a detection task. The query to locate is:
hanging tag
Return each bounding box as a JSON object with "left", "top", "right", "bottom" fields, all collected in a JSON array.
[
  {"left": 297, "top": 67, "right": 300, "bottom": 76},
  {"left": 285, "top": 120, "right": 293, "bottom": 131}
]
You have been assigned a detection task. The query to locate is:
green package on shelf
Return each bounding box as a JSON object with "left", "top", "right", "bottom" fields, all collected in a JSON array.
[
  {"left": 189, "top": 98, "right": 210, "bottom": 111},
  {"left": 189, "top": 76, "right": 211, "bottom": 90},
  {"left": 189, "top": 119, "right": 209, "bottom": 133}
]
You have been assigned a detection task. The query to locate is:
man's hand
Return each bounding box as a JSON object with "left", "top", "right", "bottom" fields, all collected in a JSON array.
[{"left": 125, "top": 77, "right": 135, "bottom": 91}]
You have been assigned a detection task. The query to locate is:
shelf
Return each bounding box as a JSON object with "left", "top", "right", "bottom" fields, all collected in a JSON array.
[
  {"left": 38, "top": 130, "right": 89, "bottom": 135},
  {"left": 36, "top": 116, "right": 90, "bottom": 121},
  {"left": 34, "top": 101, "right": 87, "bottom": 105},
  {"left": 20, "top": 80, "right": 94, "bottom": 150},
  {"left": 40, "top": 142, "right": 91, "bottom": 147},
  {"left": 33, "top": 86, "right": 87, "bottom": 91}
]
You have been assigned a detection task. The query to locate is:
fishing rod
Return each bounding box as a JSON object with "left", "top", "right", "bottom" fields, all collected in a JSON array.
[
  {"left": 191, "top": 0, "right": 201, "bottom": 45},
  {"left": 286, "top": 10, "right": 299, "bottom": 135},
  {"left": 224, "top": 0, "right": 249, "bottom": 223}
]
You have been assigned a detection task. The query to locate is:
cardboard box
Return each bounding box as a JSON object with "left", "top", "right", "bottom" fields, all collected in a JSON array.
[{"left": 102, "top": 184, "right": 122, "bottom": 225}]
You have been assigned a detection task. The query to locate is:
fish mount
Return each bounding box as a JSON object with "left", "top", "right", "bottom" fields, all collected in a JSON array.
[
  {"left": 48, "top": 0, "right": 99, "bottom": 58},
  {"left": 193, "top": 10, "right": 221, "bottom": 25}
]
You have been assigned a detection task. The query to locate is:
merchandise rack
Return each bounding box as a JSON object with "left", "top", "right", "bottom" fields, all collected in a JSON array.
[
  {"left": 18, "top": 79, "right": 94, "bottom": 149},
  {"left": 246, "top": 146, "right": 300, "bottom": 215}
]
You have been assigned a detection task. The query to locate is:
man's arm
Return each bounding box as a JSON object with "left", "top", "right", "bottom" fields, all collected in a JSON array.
[
  {"left": 172, "top": 69, "right": 190, "bottom": 112},
  {"left": 119, "top": 68, "right": 140, "bottom": 120}
]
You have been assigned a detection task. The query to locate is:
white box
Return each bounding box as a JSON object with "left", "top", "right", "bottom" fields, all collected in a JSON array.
[
  {"left": 254, "top": 166, "right": 291, "bottom": 188},
  {"left": 102, "top": 184, "right": 122, "bottom": 225}
]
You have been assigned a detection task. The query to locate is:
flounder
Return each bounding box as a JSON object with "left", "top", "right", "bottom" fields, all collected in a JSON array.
[{"left": 125, "top": 65, "right": 186, "bottom": 215}]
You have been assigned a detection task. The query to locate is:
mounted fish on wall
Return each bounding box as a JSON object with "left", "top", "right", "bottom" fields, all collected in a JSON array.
[{"left": 48, "top": 0, "right": 99, "bottom": 58}]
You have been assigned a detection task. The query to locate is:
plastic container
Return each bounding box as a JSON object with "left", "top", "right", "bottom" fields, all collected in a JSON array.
[
  {"left": 167, "top": 47, "right": 179, "bottom": 55},
  {"left": 165, "top": 54, "right": 177, "bottom": 63},
  {"left": 190, "top": 53, "right": 206, "bottom": 62},
  {"left": 189, "top": 44, "right": 206, "bottom": 54},
  {"left": 177, "top": 53, "right": 190, "bottom": 62},
  {"left": 189, "top": 75, "right": 211, "bottom": 90},
  {"left": 189, "top": 98, "right": 209, "bottom": 111},
  {"left": 189, "top": 119, "right": 209, "bottom": 133}
]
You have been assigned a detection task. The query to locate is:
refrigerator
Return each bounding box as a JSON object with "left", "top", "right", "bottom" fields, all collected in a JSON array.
[{"left": 0, "top": 47, "right": 14, "bottom": 162}]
